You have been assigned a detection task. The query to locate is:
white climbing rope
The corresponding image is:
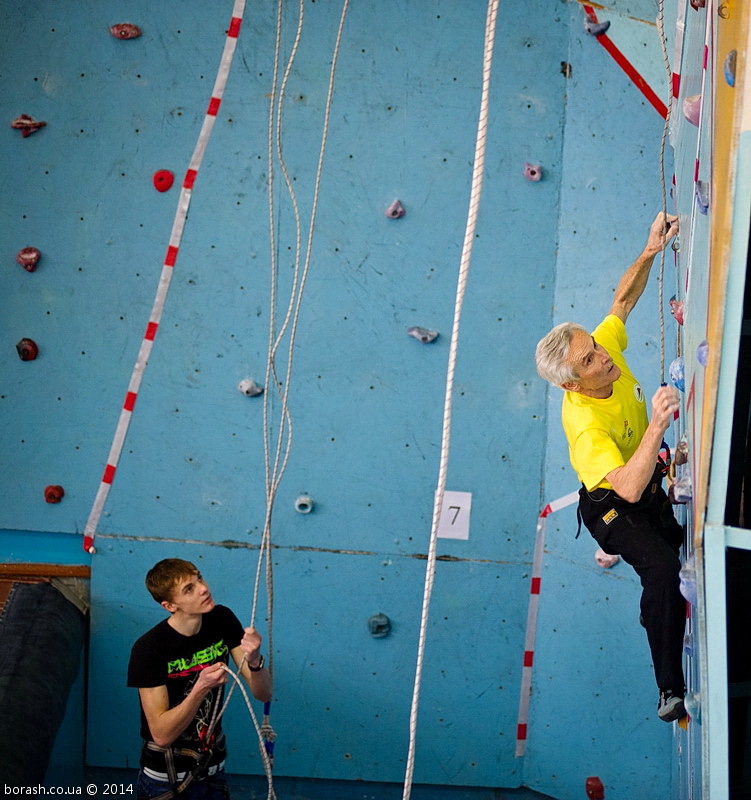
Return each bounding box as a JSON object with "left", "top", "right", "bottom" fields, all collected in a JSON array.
[
  {"left": 656, "top": 0, "right": 674, "bottom": 381},
  {"left": 250, "top": 0, "right": 351, "bottom": 632},
  {"left": 401, "top": 1, "right": 499, "bottom": 797},
  {"left": 209, "top": 5, "right": 350, "bottom": 792}
]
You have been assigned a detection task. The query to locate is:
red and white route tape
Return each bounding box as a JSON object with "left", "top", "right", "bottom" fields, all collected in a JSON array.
[
  {"left": 82, "top": 0, "right": 247, "bottom": 553},
  {"left": 515, "top": 489, "right": 579, "bottom": 758}
]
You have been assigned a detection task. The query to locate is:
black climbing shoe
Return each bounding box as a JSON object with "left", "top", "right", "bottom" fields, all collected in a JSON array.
[{"left": 658, "top": 689, "right": 686, "bottom": 722}]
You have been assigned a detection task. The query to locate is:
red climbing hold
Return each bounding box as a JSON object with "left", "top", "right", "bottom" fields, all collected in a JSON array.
[
  {"left": 44, "top": 485, "right": 65, "bottom": 504},
  {"left": 16, "top": 247, "right": 41, "bottom": 272},
  {"left": 10, "top": 114, "right": 46, "bottom": 138},
  {"left": 585, "top": 776, "right": 605, "bottom": 799},
  {"left": 153, "top": 170, "right": 175, "bottom": 192},
  {"left": 16, "top": 338, "right": 39, "bottom": 361},
  {"left": 110, "top": 23, "right": 142, "bottom": 40}
]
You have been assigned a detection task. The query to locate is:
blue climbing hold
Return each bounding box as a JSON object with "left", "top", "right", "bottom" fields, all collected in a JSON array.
[
  {"left": 695, "top": 181, "right": 709, "bottom": 214},
  {"left": 407, "top": 326, "right": 439, "bottom": 343},
  {"left": 584, "top": 15, "right": 610, "bottom": 36},
  {"left": 669, "top": 357, "right": 685, "bottom": 392},
  {"left": 679, "top": 556, "right": 698, "bottom": 605},
  {"left": 697, "top": 339, "right": 709, "bottom": 367},
  {"left": 724, "top": 50, "right": 737, "bottom": 87}
]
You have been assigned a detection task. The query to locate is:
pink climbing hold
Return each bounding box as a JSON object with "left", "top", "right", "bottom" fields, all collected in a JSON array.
[
  {"left": 523, "top": 163, "right": 542, "bottom": 182},
  {"left": 153, "top": 170, "right": 175, "bottom": 192},
  {"left": 594, "top": 549, "right": 619, "bottom": 568},
  {"left": 385, "top": 199, "right": 406, "bottom": 219},
  {"left": 669, "top": 296, "right": 684, "bottom": 325},
  {"left": 683, "top": 94, "right": 702, "bottom": 127},
  {"left": 10, "top": 114, "right": 46, "bottom": 138},
  {"left": 110, "top": 23, "right": 142, "bottom": 39},
  {"left": 16, "top": 247, "right": 41, "bottom": 272}
]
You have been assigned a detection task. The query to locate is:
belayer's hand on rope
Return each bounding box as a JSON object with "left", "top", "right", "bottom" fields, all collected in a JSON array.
[{"left": 241, "top": 626, "right": 264, "bottom": 667}]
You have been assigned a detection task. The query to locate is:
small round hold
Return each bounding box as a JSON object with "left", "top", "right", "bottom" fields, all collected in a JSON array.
[
  {"left": 294, "top": 495, "right": 314, "bottom": 514},
  {"left": 238, "top": 378, "right": 264, "bottom": 397},
  {"left": 44, "top": 485, "right": 65, "bottom": 504},
  {"left": 407, "top": 326, "right": 439, "bottom": 344},
  {"left": 16, "top": 338, "right": 39, "bottom": 361},
  {"left": 594, "top": 548, "right": 619, "bottom": 568},
  {"left": 690, "top": 0, "right": 706, "bottom": 7},
  {"left": 683, "top": 94, "right": 702, "bottom": 127},
  {"left": 523, "top": 162, "right": 542, "bottom": 182},
  {"left": 110, "top": 23, "right": 142, "bottom": 39},
  {"left": 724, "top": 50, "right": 737, "bottom": 87},
  {"left": 385, "top": 199, "right": 406, "bottom": 219},
  {"left": 153, "top": 170, "right": 174, "bottom": 192},
  {"left": 697, "top": 339, "right": 709, "bottom": 367},
  {"left": 16, "top": 246, "right": 41, "bottom": 272}
]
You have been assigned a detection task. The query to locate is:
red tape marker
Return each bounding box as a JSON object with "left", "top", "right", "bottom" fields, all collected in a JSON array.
[{"left": 582, "top": 5, "right": 668, "bottom": 119}]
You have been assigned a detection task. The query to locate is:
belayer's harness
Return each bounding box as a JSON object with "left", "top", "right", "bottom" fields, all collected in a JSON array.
[{"left": 143, "top": 731, "right": 225, "bottom": 800}]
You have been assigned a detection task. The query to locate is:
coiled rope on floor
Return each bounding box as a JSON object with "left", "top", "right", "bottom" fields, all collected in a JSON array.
[{"left": 401, "top": 1, "right": 499, "bottom": 797}]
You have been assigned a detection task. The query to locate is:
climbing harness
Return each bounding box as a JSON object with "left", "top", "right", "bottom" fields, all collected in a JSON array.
[
  {"left": 142, "top": 731, "right": 226, "bottom": 800},
  {"left": 401, "top": 1, "right": 499, "bottom": 798}
]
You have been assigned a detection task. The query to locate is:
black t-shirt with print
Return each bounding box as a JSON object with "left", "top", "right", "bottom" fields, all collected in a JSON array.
[{"left": 127, "top": 605, "right": 244, "bottom": 773}]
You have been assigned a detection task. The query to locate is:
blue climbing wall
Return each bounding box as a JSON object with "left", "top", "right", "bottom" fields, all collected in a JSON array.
[{"left": 0, "top": 1, "right": 689, "bottom": 798}]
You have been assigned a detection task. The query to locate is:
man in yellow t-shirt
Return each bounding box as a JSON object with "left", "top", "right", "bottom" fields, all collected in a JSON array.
[{"left": 536, "top": 212, "right": 686, "bottom": 723}]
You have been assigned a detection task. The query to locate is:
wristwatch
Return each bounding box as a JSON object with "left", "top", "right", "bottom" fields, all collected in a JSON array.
[{"left": 248, "top": 654, "right": 265, "bottom": 672}]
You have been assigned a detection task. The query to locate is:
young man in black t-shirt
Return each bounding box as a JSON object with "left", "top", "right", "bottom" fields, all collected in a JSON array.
[{"left": 128, "top": 559, "right": 273, "bottom": 799}]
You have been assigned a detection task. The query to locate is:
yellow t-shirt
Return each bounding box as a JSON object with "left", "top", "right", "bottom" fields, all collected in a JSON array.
[{"left": 561, "top": 315, "right": 649, "bottom": 491}]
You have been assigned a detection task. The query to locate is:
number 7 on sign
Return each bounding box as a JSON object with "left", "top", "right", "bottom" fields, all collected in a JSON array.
[{"left": 437, "top": 491, "right": 472, "bottom": 540}]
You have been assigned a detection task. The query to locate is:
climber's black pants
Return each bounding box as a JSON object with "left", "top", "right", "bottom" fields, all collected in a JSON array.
[{"left": 577, "top": 469, "right": 686, "bottom": 693}]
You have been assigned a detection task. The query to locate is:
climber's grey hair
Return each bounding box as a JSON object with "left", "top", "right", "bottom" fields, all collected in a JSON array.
[{"left": 535, "top": 322, "right": 589, "bottom": 388}]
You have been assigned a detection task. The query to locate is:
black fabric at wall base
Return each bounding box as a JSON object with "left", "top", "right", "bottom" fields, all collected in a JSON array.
[{"left": 0, "top": 581, "right": 86, "bottom": 785}]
